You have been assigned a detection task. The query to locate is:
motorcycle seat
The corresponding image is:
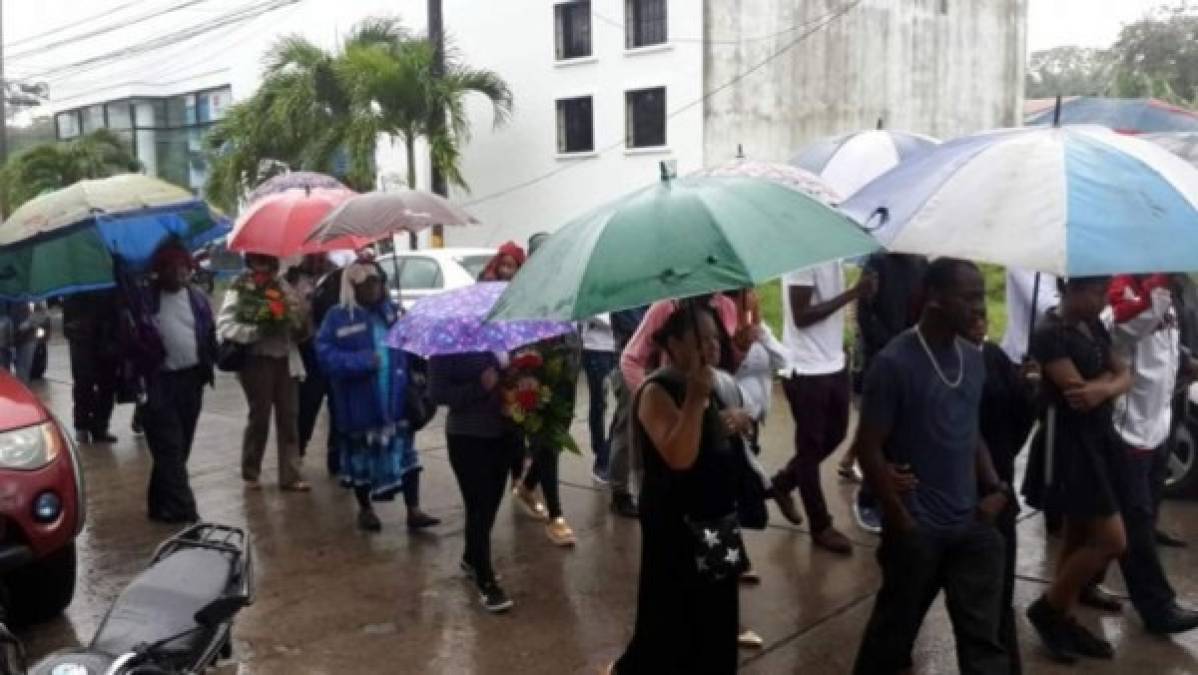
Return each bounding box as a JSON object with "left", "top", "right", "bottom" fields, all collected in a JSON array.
[{"left": 89, "top": 547, "right": 234, "bottom": 658}]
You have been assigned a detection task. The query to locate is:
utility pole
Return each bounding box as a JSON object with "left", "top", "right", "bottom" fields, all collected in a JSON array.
[{"left": 427, "top": 0, "right": 445, "bottom": 248}]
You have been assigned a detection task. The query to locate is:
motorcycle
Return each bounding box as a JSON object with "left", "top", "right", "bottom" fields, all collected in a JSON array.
[{"left": 0, "top": 523, "right": 253, "bottom": 675}]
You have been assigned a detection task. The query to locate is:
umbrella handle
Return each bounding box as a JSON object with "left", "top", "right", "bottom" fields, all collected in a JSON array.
[{"left": 862, "top": 208, "right": 890, "bottom": 232}]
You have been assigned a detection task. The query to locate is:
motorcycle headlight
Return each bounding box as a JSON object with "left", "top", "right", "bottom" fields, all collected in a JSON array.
[{"left": 0, "top": 422, "right": 61, "bottom": 470}]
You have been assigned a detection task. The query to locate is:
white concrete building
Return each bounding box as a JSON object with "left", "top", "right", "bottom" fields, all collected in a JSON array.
[{"left": 43, "top": 0, "right": 1026, "bottom": 247}]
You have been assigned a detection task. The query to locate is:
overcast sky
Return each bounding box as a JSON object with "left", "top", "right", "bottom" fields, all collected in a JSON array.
[{"left": 1028, "top": 0, "right": 1169, "bottom": 52}]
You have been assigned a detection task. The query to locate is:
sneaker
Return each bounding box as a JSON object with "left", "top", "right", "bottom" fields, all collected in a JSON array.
[
  {"left": 358, "top": 509, "right": 382, "bottom": 532},
  {"left": 546, "top": 517, "right": 577, "bottom": 547},
  {"left": 853, "top": 499, "right": 882, "bottom": 535},
  {"left": 813, "top": 527, "right": 854, "bottom": 556},
  {"left": 591, "top": 464, "right": 610, "bottom": 486},
  {"left": 513, "top": 485, "right": 549, "bottom": 521},
  {"left": 92, "top": 431, "right": 118, "bottom": 444},
  {"left": 477, "top": 581, "right": 514, "bottom": 614},
  {"left": 611, "top": 492, "right": 639, "bottom": 519},
  {"left": 1026, "top": 596, "right": 1079, "bottom": 664},
  {"left": 1063, "top": 616, "right": 1114, "bottom": 659},
  {"left": 837, "top": 463, "right": 863, "bottom": 483}
]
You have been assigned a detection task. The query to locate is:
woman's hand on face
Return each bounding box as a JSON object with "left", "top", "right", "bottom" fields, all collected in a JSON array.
[
  {"left": 686, "top": 362, "right": 714, "bottom": 403},
  {"left": 480, "top": 367, "right": 500, "bottom": 392}
]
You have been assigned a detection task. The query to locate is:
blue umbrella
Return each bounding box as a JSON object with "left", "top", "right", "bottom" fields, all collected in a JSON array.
[
  {"left": 1025, "top": 97, "right": 1198, "bottom": 134},
  {"left": 842, "top": 125, "right": 1198, "bottom": 277}
]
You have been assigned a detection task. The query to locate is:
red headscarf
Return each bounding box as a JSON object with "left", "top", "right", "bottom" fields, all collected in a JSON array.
[{"left": 480, "top": 241, "right": 527, "bottom": 281}]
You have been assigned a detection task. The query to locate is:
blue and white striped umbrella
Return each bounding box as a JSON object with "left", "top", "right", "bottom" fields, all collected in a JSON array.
[
  {"left": 841, "top": 125, "right": 1198, "bottom": 277},
  {"left": 791, "top": 129, "right": 940, "bottom": 197}
]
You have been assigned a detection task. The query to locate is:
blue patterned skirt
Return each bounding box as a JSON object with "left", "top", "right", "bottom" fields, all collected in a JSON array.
[{"left": 339, "top": 423, "right": 420, "bottom": 501}]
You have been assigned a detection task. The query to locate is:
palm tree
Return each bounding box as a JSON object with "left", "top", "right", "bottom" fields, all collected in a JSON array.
[
  {"left": 204, "top": 16, "right": 512, "bottom": 210},
  {"left": 0, "top": 129, "right": 141, "bottom": 215}
]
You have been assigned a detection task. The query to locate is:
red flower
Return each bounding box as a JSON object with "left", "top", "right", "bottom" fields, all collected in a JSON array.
[
  {"left": 512, "top": 351, "right": 544, "bottom": 371},
  {"left": 515, "top": 389, "right": 540, "bottom": 412},
  {"left": 267, "top": 300, "right": 286, "bottom": 319}
]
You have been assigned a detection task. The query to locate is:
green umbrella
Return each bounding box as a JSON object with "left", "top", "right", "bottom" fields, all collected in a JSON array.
[{"left": 489, "top": 168, "right": 879, "bottom": 321}]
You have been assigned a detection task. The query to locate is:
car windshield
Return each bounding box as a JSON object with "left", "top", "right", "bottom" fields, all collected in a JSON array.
[{"left": 457, "top": 255, "right": 494, "bottom": 280}]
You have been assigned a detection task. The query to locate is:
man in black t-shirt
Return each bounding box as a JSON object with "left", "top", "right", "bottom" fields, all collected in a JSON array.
[{"left": 851, "top": 259, "right": 1010, "bottom": 675}]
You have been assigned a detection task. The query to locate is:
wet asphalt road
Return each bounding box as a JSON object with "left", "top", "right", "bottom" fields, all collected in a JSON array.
[{"left": 14, "top": 338, "right": 1198, "bottom": 674}]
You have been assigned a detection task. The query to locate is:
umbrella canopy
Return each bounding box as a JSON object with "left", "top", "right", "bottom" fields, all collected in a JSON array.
[
  {"left": 0, "top": 174, "right": 230, "bottom": 299},
  {"left": 1143, "top": 132, "right": 1198, "bottom": 167},
  {"left": 247, "top": 171, "right": 347, "bottom": 203},
  {"left": 228, "top": 187, "right": 365, "bottom": 258},
  {"left": 488, "top": 171, "right": 880, "bottom": 321},
  {"left": 388, "top": 282, "right": 572, "bottom": 357},
  {"left": 1025, "top": 97, "right": 1198, "bottom": 134},
  {"left": 791, "top": 129, "right": 940, "bottom": 197},
  {"left": 841, "top": 125, "right": 1198, "bottom": 277},
  {"left": 690, "top": 159, "right": 841, "bottom": 204},
  {"left": 306, "top": 190, "right": 479, "bottom": 247}
]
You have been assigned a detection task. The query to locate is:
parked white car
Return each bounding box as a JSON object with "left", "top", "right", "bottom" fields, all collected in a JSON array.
[{"left": 377, "top": 247, "right": 496, "bottom": 309}]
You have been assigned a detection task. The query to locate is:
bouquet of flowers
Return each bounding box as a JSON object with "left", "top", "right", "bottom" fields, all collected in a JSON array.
[
  {"left": 502, "top": 342, "right": 581, "bottom": 454},
  {"left": 232, "top": 272, "right": 293, "bottom": 333}
]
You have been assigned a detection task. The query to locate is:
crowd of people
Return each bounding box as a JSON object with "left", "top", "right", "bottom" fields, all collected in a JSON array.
[{"left": 52, "top": 231, "right": 1198, "bottom": 673}]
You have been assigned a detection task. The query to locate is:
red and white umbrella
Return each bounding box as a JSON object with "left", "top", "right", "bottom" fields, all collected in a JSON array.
[{"left": 229, "top": 187, "right": 371, "bottom": 258}]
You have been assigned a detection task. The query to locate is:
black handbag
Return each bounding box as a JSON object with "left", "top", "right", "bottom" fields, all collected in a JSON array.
[
  {"left": 684, "top": 512, "right": 750, "bottom": 583},
  {"left": 216, "top": 340, "right": 250, "bottom": 373},
  {"left": 404, "top": 357, "right": 436, "bottom": 432}
]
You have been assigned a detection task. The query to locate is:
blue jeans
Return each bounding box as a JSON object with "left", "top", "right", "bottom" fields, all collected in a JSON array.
[{"left": 582, "top": 350, "right": 616, "bottom": 471}]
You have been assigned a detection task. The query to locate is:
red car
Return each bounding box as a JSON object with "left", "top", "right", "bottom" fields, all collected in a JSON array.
[{"left": 0, "top": 371, "right": 83, "bottom": 624}]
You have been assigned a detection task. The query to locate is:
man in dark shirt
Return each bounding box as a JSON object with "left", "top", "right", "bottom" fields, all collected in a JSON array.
[{"left": 851, "top": 258, "right": 1010, "bottom": 675}]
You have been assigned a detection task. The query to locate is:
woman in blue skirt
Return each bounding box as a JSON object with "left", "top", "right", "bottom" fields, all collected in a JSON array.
[{"left": 317, "top": 260, "right": 440, "bottom": 532}]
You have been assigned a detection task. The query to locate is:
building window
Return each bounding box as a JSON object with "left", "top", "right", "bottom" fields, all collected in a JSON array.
[
  {"left": 556, "top": 96, "right": 595, "bottom": 154},
  {"left": 55, "top": 111, "right": 80, "bottom": 140},
  {"left": 555, "top": 1, "right": 592, "bottom": 60},
  {"left": 625, "top": 87, "right": 666, "bottom": 148},
  {"left": 625, "top": 0, "right": 667, "bottom": 49}
]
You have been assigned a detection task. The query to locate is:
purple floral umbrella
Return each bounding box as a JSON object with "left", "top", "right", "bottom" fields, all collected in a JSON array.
[
  {"left": 247, "top": 172, "right": 348, "bottom": 204},
  {"left": 388, "top": 282, "right": 573, "bottom": 357}
]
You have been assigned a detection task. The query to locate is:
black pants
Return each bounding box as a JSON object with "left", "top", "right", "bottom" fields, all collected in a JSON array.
[
  {"left": 773, "top": 370, "right": 850, "bottom": 533},
  {"left": 68, "top": 338, "right": 117, "bottom": 434},
  {"left": 523, "top": 437, "right": 563, "bottom": 518},
  {"left": 996, "top": 506, "right": 1021, "bottom": 675},
  {"left": 1118, "top": 449, "right": 1177, "bottom": 624},
  {"left": 448, "top": 432, "right": 521, "bottom": 585},
  {"left": 297, "top": 343, "right": 327, "bottom": 456},
  {"left": 854, "top": 521, "right": 1009, "bottom": 675},
  {"left": 143, "top": 367, "right": 206, "bottom": 520}
]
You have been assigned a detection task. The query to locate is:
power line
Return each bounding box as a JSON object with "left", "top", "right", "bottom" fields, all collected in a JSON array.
[
  {"left": 47, "top": 1, "right": 303, "bottom": 107},
  {"left": 7, "top": 0, "right": 155, "bottom": 48},
  {"left": 464, "top": 0, "right": 863, "bottom": 211},
  {"left": 8, "top": 0, "right": 214, "bottom": 61},
  {"left": 19, "top": 0, "right": 301, "bottom": 82}
]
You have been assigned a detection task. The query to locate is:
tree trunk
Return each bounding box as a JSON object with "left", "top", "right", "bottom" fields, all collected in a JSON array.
[{"left": 405, "top": 136, "right": 417, "bottom": 250}]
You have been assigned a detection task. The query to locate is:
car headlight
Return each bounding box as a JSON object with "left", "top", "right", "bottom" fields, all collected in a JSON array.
[{"left": 0, "top": 422, "right": 61, "bottom": 470}]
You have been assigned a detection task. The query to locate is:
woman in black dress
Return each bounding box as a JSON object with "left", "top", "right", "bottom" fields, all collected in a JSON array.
[
  {"left": 611, "top": 304, "right": 748, "bottom": 675},
  {"left": 1023, "top": 277, "right": 1132, "bottom": 663}
]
